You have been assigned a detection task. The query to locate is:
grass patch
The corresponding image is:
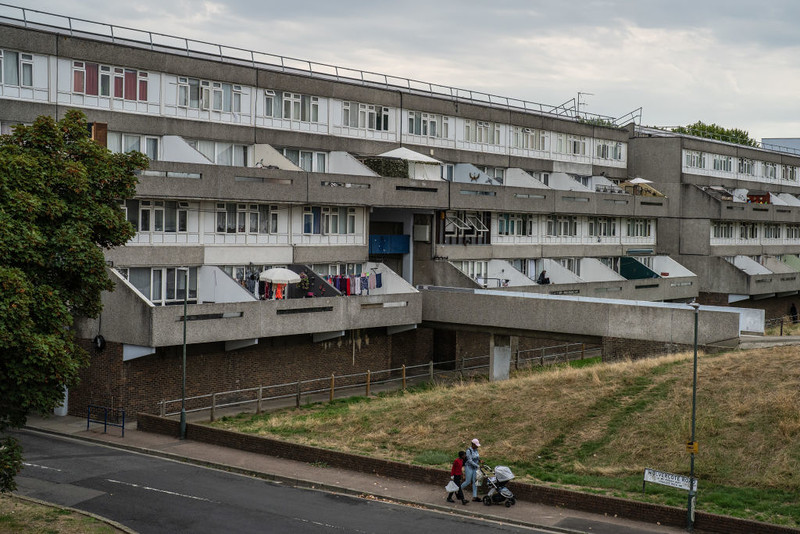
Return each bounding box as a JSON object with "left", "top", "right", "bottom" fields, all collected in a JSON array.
[
  {"left": 207, "top": 347, "right": 800, "bottom": 528},
  {"left": 0, "top": 494, "right": 124, "bottom": 534},
  {"left": 414, "top": 450, "right": 452, "bottom": 466}
]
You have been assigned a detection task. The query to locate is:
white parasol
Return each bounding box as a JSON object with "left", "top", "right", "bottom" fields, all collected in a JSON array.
[
  {"left": 259, "top": 267, "right": 301, "bottom": 284},
  {"left": 628, "top": 177, "right": 653, "bottom": 184}
]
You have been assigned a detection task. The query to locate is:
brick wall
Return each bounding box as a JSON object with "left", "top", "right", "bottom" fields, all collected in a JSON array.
[
  {"left": 137, "top": 414, "right": 798, "bottom": 534},
  {"left": 69, "top": 327, "right": 435, "bottom": 417},
  {"left": 601, "top": 337, "right": 696, "bottom": 362}
]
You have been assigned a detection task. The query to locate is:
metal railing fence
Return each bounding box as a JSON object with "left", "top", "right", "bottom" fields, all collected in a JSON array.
[
  {"left": 0, "top": 3, "right": 636, "bottom": 125},
  {"left": 157, "top": 342, "right": 602, "bottom": 420}
]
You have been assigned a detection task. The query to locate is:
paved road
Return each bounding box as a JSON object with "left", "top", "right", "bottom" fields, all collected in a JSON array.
[{"left": 13, "top": 430, "right": 558, "bottom": 534}]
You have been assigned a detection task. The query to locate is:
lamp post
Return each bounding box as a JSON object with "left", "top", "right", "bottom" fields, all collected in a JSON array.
[
  {"left": 687, "top": 300, "right": 700, "bottom": 532},
  {"left": 179, "top": 267, "right": 189, "bottom": 440}
]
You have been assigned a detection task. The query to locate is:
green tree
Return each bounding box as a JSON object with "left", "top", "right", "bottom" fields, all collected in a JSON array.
[
  {"left": 672, "top": 120, "right": 758, "bottom": 147},
  {"left": 0, "top": 110, "right": 147, "bottom": 491}
]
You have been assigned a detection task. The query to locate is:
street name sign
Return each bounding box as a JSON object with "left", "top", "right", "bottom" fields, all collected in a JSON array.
[{"left": 643, "top": 468, "right": 698, "bottom": 492}]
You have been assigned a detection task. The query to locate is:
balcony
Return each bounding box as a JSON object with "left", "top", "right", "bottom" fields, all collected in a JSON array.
[{"left": 75, "top": 264, "right": 421, "bottom": 356}]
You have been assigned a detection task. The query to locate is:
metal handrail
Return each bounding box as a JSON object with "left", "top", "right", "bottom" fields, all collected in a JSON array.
[
  {"left": 157, "top": 342, "right": 601, "bottom": 417},
  {"left": 0, "top": 2, "right": 637, "bottom": 125}
]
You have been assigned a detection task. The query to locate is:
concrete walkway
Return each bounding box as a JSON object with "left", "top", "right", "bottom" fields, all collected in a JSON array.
[{"left": 23, "top": 414, "right": 683, "bottom": 534}]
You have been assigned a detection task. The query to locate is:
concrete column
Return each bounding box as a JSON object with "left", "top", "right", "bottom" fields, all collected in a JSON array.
[{"left": 489, "top": 334, "right": 512, "bottom": 381}]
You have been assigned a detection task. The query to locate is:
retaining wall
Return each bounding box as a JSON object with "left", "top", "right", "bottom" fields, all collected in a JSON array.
[{"left": 137, "top": 413, "right": 799, "bottom": 534}]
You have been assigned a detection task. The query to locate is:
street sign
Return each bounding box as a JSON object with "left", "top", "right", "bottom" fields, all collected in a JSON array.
[
  {"left": 643, "top": 468, "right": 698, "bottom": 492},
  {"left": 686, "top": 441, "right": 698, "bottom": 454}
]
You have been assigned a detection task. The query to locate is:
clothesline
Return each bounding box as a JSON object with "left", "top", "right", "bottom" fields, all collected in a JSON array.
[{"left": 327, "top": 272, "right": 382, "bottom": 296}]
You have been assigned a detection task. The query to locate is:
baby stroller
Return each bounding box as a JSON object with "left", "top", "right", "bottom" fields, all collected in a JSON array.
[{"left": 481, "top": 465, "right": 516, "bottom": 507}]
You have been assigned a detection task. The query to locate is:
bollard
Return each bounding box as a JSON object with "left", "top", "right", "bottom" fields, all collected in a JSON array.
[
  {"left": 330, "top": 374, "right": 335, "bottom": 402},
  {"left": 402, "top": 365, "right": 406, "bottom": 390},
  {"left": 429, "top": 360, "right": 434, "bottom": 381},
  {"left": 211, "top": 392, "right": 216, "bottom": 422},
  {"left": 296, "top": 380, "right": 301, "bottom": 408},
  {"left": 581, "top": 343, "right": 585, "bottom": 359},
  {"left": 160, "top": 400, "right": 165, "bottom": 417},
  {"left": 257, "top": 386, "right": 263, "bottom": 414},
  {"left": 366, "top": 370, "right": 371, "bottom": 396},
  {"left": 780, "top": 318, "right": 784, "bottom": 336}
]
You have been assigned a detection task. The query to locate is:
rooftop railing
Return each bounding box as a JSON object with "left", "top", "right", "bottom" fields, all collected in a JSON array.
[{"left": 0, "top": 2, "right": 640, "bottom": 126}]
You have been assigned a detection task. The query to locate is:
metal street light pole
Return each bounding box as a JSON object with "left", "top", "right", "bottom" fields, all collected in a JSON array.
[
  {"left": 687, "top": 301, "right": 700, "bottom": 532},
  {"left": 179, "top": 267, "right": 189, "bottom": 440}
]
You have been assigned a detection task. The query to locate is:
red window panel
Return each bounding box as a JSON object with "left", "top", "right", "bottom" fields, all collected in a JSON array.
[
  {"left": 85, "top": 63, "right": 99, "bottom": 96},
  {"left": 73, "top": 69, "right": 85, "bottom": 93},
  {"left": 138, "top": 79, "right": 147, "bottom": 101},
  {"left": 114, "top": 76, "right": 123, "bottom": 98},
  {"left": 124, "top": 69, "right": 137, "bottom": 100}
]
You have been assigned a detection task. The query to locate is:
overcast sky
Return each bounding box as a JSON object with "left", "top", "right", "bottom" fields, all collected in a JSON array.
[{"left": 8, "top": 1, "right": 800, "bottom": 141}]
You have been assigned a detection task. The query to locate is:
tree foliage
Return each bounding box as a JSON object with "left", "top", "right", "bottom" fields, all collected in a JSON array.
[
  {"left": 672, "top": 121, "right": 758, "bottom": 147},
  {"left": 0, "top": 110, "right": 146, "bottom": 439}
]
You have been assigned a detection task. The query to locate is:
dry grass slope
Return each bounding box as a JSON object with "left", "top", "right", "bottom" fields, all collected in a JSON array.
[{"left": 213, "top": 347, "right": 800, "bottom": 525}]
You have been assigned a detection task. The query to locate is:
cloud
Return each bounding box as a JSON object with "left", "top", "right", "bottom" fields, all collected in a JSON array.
[{"left": 14, "top": 0, "right": 800, "bottom": 139}]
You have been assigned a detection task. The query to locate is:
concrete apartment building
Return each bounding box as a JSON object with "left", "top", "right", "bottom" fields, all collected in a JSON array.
[{"left": 0, "top": 8, "right": 793, "bottom": 415}]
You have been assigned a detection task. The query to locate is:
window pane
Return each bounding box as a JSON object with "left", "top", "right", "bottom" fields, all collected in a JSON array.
[
  {"left": 165, "top": 268, "right": 175, "bottom": 300},
  {"left": 129, "top": 268, "right": 151, "bottom": 299},
  {"left": 152, "top": 269, "right": 162, "bottom": 301},
  {"left": 124, "top": 70, "right": 137, "bottom": 100},
  {"left": 124, "top": 135, "right": 141, "bottom": 153},
  {"left": 146, "top": 138, "right": 158, "bottom": 160},
  {"left": 140, "top": 210, "right": 150, "bottom": 231},
  {"left": 178, "top": 211, "right": 187, "bottom": 232},
  {"left": 164, "top": 202, "right": 177, "bottom": 232},
  {"left": 4, "top": 51, "right": 18, "bottom": 86},
  {"left": 154, "top": 209, "right": 164, "bottom": 232},
  {"left": 85, "top": 63, "right": 98, "bottom": 95}
]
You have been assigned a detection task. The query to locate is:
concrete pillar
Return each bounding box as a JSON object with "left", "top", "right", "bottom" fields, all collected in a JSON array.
[{"left": 489, "top": 334, "right": 512, "bottom": 381}]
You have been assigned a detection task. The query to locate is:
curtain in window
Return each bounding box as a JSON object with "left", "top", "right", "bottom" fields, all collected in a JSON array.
[
  {"left": 86, "top": 63, "right": 99, "bottom": 95},
  {"left": 124, "top": 70, "right": 137, "bottom": 100}
]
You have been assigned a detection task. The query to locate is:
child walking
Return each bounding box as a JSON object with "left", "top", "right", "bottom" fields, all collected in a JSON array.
[{"left": 447, "top": 450, "right": 469, "bottom": 504}]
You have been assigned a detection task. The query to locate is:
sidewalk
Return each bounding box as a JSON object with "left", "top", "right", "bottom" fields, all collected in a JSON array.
[{"left": 24, "top": 414, "right": 683, "bottom": 534}]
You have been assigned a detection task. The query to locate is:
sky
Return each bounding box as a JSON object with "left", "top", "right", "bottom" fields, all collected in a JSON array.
[{"left": 7, "top": 1, "right": 800, "bottom": 141}]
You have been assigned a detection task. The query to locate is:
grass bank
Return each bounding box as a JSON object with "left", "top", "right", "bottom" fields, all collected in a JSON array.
[
  {"left": 0, "top": 494, "right": 125, "bottom": 533},
  {"left": 210, "top": 348, "right": 800, "bottom": 527}
]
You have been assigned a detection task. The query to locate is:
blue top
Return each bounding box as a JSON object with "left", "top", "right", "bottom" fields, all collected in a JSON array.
[{"left": 465, "top": 446, "right": 480, "bottom": 469}]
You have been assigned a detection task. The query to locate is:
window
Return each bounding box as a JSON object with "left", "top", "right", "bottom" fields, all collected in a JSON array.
[
  {"left": 342, "top": 101, "right": 389, "bottom": 130},
  {"left": 711, "top": 221, "right": 734, "bottom": 239},
  {"left": 685, "top": 151, "right": 705, "bottom": 169},
  {"left": 546, "top": 215, "right": 578, "bottom": 237},
  {"left": 497, "top": 213, "right": 528, "bottom": 236},
  {"left": 282, "top": 148, "right": 327, "bottom": 172},
  {"left": 1, "top": 50, "right": 33, "bottom": 87},
  {"left": 512, "top": 127, "right": 546, "bottom": 151},
  {"left": 782, "top": 165, "right": 798, "bottom": 182},
  {"left": 73, "top": 62, "right": 102, "bottom": 96},
  {"left": 740, "top": 223, "right": 758, "bottom": 240},
  {"left": 303, "top": 206, "right": 322, "bottom": 234},
  {"left": 626, "top": 218, "right": 652, "bottom": 237},
  {"left": 108, "top": 133, "right": 159, "bottom": 160},
  {"left": 559, "top": 258, "right": 581, "bottom": 276},
  {"left": 763, "top": 162, "right": 778, "bottom": 180},
  {"left": 127, "top": 267, "right": 197, "bottom": 304},
  {"left": 407, "top": 111, "right": 449, "bottom": 138},
  {"left": 738, "top": 158, "right": 754, "bottom": 175},
  {"left": 713, "top": 155, "right": 732, "bottom": 172},
  {"left": 787, "top": 225, "right": 800, "bottom": 239},
  {"left": 282, "top": 92, "right": 319, "bottom": 122},
  {"left": 264, "top": 89, "right": 279, "bottom": 117},
  {"left": 568, "top": 135, "right": 586, "bottom": 156},
  {"left": 186, "top": 140, "right": 249, "bottom": 166},
  {"left": 588, "top": 217, "right": 617, "bottom": 237},
  {"left": 178, "top": 77, "right": 239, "bottom": 111},
  {"left": 129, "top": 200, "right": 188, "bottom": 233},
  {"left": 764, "top": 223, "right": 781, "bottom": 239},
  {"left": 596, "top": 140, "right": 623, "bottom": 160}
]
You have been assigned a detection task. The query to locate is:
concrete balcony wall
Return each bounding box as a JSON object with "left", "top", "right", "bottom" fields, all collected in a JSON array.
[
  {"left": 148, "top": 292, "right": 422, "bottom": 346},
  {"left": 138, "top": 162, "right": 306, "bottom": 203},
  {"left": 421, "top": 288, "right": 739, "bottom": 345}
]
